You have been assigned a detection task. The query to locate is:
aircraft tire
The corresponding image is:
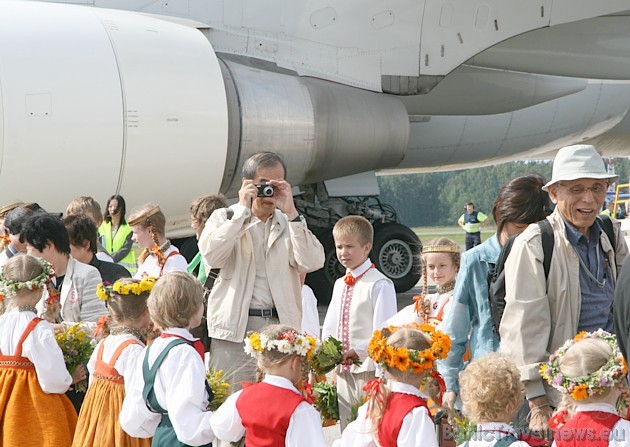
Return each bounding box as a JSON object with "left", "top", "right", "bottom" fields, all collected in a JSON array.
[{"left": 372, "top": 223, "right": 422, "bottom": 292}]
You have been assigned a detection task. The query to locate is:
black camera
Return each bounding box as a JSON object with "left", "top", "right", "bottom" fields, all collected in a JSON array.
[{"left": 256, "top": 184, "right": 275, "bottom": 197}]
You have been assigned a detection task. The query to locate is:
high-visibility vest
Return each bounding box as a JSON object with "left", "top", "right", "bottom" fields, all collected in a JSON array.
[{"left": 99, "top": 221, "right": 137, "bottom": 275}]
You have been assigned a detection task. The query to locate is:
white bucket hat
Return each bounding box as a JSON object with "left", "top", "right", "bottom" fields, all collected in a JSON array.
[{"left": 542, "top": 144, "right": 618, "bottom": 191}]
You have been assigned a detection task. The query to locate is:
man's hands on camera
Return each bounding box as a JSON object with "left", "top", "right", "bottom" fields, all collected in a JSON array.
[
  {"left": 267, "top": 179, "right": 298, "bottom": 220},
  {"left": 239, "top": 179, "right": 259, "bottom": 208}
]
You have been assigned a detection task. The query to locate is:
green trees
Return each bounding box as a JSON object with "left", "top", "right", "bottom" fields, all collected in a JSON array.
[{"left": 377, "top": 161, "right": 553, "bottom": 227}]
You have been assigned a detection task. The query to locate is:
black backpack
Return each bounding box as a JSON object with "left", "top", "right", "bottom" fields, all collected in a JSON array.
[{"left": 487, "top": 215, "right": 616, "bottom": 338}]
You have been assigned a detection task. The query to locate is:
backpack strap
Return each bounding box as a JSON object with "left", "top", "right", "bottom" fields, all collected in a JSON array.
[
  {"left": 537, "top": 219, "right": 555, "bottom": 280},
  {"left": 596, "top": 214, "right": 616, "bottom": 250},
  {"left": 487, "top": 235, "right": 517, "bottom": 287}
]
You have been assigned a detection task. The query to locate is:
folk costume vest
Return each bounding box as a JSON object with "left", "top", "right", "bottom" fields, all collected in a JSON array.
[
  {"left": 100, "top": 221, "right": 137, "bottom": 275},
  {"left": 335, "top": 267, "right": 391, "bottom": 373},
  {"left": 142, "top": 339, "right": 213, "bottom": 447},
  {"left": 94, "top": 338, "right": 141, "bottom": 384},
  {"left": 235, "top": 382, "right": 306, "bottom": 447},
  {"left": 554, "top": 411, "right": 620, "bottom": 447},
  {"left": 378, "top": 392, "right": 429, "bottom": 447}
]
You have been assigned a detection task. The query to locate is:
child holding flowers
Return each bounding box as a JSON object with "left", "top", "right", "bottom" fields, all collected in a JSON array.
[
  {"left": 0, "top": 254, "right": 84, "bottom": 446},
  {"left": 211, "top": 324, "right": 326, "bottom": 446},
  {"left": 334, "top": 323, "right": 451, "bottom": 447},
  {"left": 540, "top": 330, "right": 630, "bottom": 447},
  {"left": 120, "top": 271, "right": 216, "bottom": 446},
  {"left": 72, "top": 276, "right": 155, "bottom": 447}
]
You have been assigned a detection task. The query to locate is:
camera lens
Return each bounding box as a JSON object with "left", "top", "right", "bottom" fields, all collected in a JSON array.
[{"left": 257, "top": 184, "right": 275, "bottom": 197}]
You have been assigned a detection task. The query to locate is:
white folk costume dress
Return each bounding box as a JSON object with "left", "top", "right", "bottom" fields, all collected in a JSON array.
[
  {"left": 321, "top": 258, "right": 397, "bottom": 429},
  {"left": 333, "top": 382, "right": 438, "bottom": 447},
  {"left": 0, "top": 309, "right": 77, "bottom": 446},
  {"left": 134, "top": 245, "right": 188, "bottom": 279},
  {"left": 211, "top": 374, "right": 327, "bottom": 447},
  {"left": 120, "top": 328, "right": 215, "bottom": 447},
  {"left": 386, "top": 287, "right": 454, "bottom": 331},
  {"left": 73, "top": 333, "right": 149, "bottom": 447}
]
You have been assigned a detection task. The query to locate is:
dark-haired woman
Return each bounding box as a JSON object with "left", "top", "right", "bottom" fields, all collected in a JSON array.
[{"left": 99, "top": 195, "right": 137, "bottom": 276}]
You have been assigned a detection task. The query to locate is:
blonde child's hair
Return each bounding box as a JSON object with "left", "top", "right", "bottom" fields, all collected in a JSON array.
[
  {"left": 421, "top": 237, "right": 460, "bottom": 269},
  {"left": 65, "top": 196, "right": 103, "bottom": 225},
  {"left": 128, "top": 203, "right": 167, "bottom": 265},
  {"left": 190, "top": 194, "right": 228, "bottom": 225},
  {"left": 459, "top": 353, "right": 524, "bottom": 423},
  {"left": 333, "top": 216, "right": 373, "bottom": 247},
  {"left": 148, "top": 272, "right": 203, "bottom": 330},
  {"left": 0, "top": 255, "right": 58, "bottom": 320},
  {"left": 555, "top": 338, "right": 617, "bottom": 418},
  {"left": 367, "top": 327, "right": 439, "bottom": 434}
]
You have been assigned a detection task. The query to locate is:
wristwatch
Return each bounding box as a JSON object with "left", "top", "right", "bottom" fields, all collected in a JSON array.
[{"left": 291, "top": 215, "right": 305, "bottom": 223}]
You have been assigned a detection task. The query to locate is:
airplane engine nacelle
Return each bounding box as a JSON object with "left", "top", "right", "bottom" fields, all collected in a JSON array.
[
  {"left": 0, "top": 1, "right": 410, "bottom": 233},
  {"left": 216, "top": 56, "right": 410, "bottom": 197}
]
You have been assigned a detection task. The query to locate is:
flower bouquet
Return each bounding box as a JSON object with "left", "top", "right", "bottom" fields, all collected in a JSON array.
[
  {"left": 313, "top": 381, "right": 339, "bottom": 426},
  {"left": 55, "top": 324, "right": 94, "bottom": 393},
  {"left": 310, "top": 336, "right": 361, "bottom": 375},
  {"left": 206, "top": 369, "right": 231, "bottom": 411}
]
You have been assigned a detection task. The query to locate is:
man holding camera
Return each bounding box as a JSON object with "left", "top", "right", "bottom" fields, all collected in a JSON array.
[{"left": 199, "top": 151, "right": 324, "bottom": 390}]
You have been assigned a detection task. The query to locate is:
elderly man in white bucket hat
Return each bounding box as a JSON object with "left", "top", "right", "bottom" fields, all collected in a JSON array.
[{"left": 499, "top": 144, "right": 628, "bottom": 432}]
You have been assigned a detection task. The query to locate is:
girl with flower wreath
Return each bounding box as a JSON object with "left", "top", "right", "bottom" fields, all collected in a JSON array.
[
  {"left": 540, "top": 329, "right": 630, "bottom": 447},
  {"left": 72, "top": 276, "right": 156, "bottom": 447},
  {"left": 0, "top": 255, "right": 85, "bottom": 447},
  {"left": 211, "top": 324, "right": 327, "bottom": 447},
  {"left": 387, "top": 237, "right": 460, "bottom": 330},
  {"left": 334, "top": 323, "right": 451, "bottom": 447},
  {"left": 128, "top": 204, "right": 188, "bottom": 279}
]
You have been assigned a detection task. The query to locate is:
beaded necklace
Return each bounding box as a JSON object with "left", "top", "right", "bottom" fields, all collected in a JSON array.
[
  {"left": 18, "top": 305, "right": 37, "bottom": 314},
  {"left": 436, "top": 281, "right": 456, "bottom": 294},
  {"left": 110, "top": 326, "right": 144, "bottom": 341}
]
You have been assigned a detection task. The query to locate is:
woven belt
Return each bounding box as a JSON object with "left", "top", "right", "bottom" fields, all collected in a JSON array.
[{"left": 248, "top": 308, "right": 278, "bottom": 318}]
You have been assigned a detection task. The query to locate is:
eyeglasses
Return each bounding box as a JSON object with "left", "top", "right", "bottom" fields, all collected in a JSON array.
[{"left": 557, "top": 182, "right": 608, "bottom": 196}]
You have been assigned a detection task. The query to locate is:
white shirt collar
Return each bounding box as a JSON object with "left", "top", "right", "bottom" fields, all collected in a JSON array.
[
  {"left": 390, "top": 381, "right": 430, "bottom": 399},
  {"left": 262, "top": 374, "right": 301, "bottom": 395},
  {"left": 349, "top": 258, "right": 373, "bottom": 277},
  {"left": 161, "top": 327, "right": 198, "bottom": 341},
  {"left": 576, "top": 402, "right": 618, "bottom": 415}
]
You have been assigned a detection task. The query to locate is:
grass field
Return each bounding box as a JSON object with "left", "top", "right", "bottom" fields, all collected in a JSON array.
[{"left": 412, "top": 225, "right": 496, "bottom": 246}]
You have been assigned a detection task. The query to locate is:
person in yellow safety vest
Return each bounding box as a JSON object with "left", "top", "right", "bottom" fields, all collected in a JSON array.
[
  {"left": 98, "top": 195, "right": 137, "bottom": 275},
  {"left": 458, "top": 202, "right": 489, "bottom": 250},
  {"left": 601, "top": 200, "right": 615, "bottom": 218}
]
